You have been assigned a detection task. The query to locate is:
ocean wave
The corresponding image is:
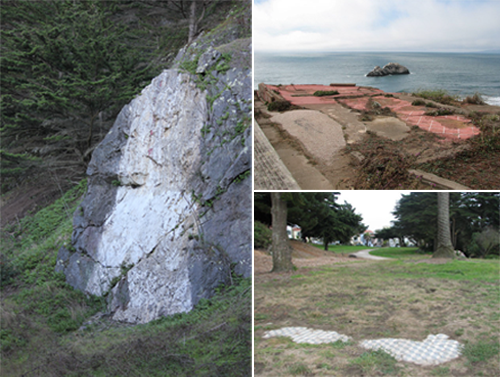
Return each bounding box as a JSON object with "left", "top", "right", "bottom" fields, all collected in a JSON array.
[{"left": 484, "top": 96, "right": 500, "bottom": 106}]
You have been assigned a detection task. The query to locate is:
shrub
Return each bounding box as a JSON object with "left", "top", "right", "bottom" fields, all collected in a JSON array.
[
  {"left": 425, "top": 108, "right": 456, "bottom": 116},
  {"left": 413, "top": 89, "right": 458, "bottom": 105},
  {"left": 412, "top": 98, "right": 438, "bottom": 108},
  {"left": 267, "top": 100, "right": 291, "bottom": 112},
  {"left": 468, "top": 227, "right": 500, "bottom": 258},
  {"left": 254, "top": 221, "right": 272, "bottom": 250},
  {"left": 313, "top": 90, "right": 339, "bottom": 97},
  {"left": 463, "top": 93, "right": 486, "bottom": 105},
  {"left": 412, "top": 99, "right": 427, "bottom": 106},
  {"left": 0, "top": 252, "right": 17, "bottom": 288}
]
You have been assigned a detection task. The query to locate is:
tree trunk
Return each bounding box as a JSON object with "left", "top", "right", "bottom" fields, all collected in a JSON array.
[
  {"left": 188, "top": 1, "right": 197, "bottom": 44},
  {"left": 433, "top": 192, "right": 455, "bottom": 258},
  {"left": 398, "top": 237, "right": 405, "bottom": 247},
  {"left": 271, "top": 193, "right": 294, "bottom": 272}
]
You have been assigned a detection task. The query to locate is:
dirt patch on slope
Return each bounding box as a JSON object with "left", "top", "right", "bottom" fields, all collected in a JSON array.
[
  {"left": 254, "top": 240, "right": 356, "bottom": 275},
  {"left": 1, "top": 182, "right": 63, "bottom": 229}
]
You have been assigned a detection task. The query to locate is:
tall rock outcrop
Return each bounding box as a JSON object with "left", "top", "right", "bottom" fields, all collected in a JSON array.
[{"left": 56, "top": 20, "right": 251, "bottom": 324}]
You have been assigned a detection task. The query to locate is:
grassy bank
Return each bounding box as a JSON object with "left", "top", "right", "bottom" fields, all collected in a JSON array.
[
  {"left": 369, "top": 247, "right": 432, "bottom": 259},
  {"left": 254, "top": 251, "right": 500, "bottom": 376},
  {"left": 1, "top": 182, "right": 250, "bottom": 376},
  {"left": 310, "top": 244, "right": 372, "bottom": 254}
]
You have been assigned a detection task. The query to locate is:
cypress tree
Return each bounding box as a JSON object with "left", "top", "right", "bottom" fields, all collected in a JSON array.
[{"left": 1, "top": 0, "right": 155, "bottom": 186}]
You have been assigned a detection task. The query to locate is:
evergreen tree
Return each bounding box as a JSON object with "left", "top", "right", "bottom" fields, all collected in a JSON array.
[
  {"left": 392, "top": 193, "right": 437, "bottom": 250},
  {"left": 1, "top": 0, "right": 155, "bottom": 186},
  {"left": 390, "top": 192, "right": 499, "bottom": 256},
  {"left": 288, "top": 193, "right": 366, "bottom": 250}
]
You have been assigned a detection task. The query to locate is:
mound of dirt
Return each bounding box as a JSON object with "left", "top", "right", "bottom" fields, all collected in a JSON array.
[
  {"left": 289, "top": 240, "right": 333, "bottom": 258},
  {"left": 1, "top": 182, "right": 64, "bottom": 229},
  {"left": 254, "top": 240, "right": 355, "bottom": 275}
]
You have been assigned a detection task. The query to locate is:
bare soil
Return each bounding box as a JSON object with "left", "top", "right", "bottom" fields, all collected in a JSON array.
[
  {"left": 254, "top": 240, "right": 358, "bottom": 275},
  {"left": 1, "top": 162, "right": 85, "bottom": 229},
  {"left": 255, "top": 92, "right": 500, "bottom": 190},
  {"left": 1, "top": 181, "right": 67, "bottom": 229}
]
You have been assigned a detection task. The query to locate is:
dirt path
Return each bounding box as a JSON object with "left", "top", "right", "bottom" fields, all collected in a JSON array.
[{"left": 350, "top": 249, "right": 389, "bottom": 260}]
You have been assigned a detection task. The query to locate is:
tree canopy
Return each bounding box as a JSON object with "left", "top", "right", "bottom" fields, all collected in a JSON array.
[
  {"left": 1, "top": 1, "right": 155, "bottom": 179},
  {"left": 387, "top": 192, "right": 499, "bottom": 257},
  {"left": 1, "top": 0, "right": 238, "bottom": 191},
  {"left": 254, "top": 192, "right": 366, "bottom": 251}
]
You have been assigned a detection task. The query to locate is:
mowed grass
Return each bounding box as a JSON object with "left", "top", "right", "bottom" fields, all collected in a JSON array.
[
  {"left": 254, "top": 252, "right": 500, "bottom": 376},
  {"left": 370, "top": 247, "right": 432, "bottom": 259},
  {"left": 311, "top": 244, "right": 372, "bottom": 254}
]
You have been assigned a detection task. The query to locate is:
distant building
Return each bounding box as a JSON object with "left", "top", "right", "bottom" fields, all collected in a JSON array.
[
  {"left": 351, "top": 230, "right": 377, "bottom": 247},
  {"left": 388, "top": 238, "right": 400, "bottom": 248},
  {"left": 351, "top": 235, "right": 363, "bottom": 246},
  {"left": 286, "top": 224, "right": 301, "bottom": 240}
]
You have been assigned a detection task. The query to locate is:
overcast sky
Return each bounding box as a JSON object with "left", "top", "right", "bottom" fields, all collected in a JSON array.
[
  {"left": 254, "top": 0, "right": 500, "bottom": 53},
  {"left": 338, "top": 191, "right": 404, "bottom": 232}
]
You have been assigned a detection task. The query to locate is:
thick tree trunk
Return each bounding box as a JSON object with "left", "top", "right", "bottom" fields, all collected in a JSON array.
[
  {"left": 433, "top": 192, "right": 455, "bottom": 258},
  {"left": 271, "top": 193, "right": 294, "bottom": 272}
]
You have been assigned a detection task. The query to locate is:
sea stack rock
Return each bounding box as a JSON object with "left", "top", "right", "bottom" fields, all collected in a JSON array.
[
  {"left": 367, "top": 62, "right": 410, "bottom": 77},
  {"left": 56, "top": 36, "right": 252, "bottom": 324}
]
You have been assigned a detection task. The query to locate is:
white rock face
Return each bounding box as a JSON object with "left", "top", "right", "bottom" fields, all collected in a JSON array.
[
  {"left": 57, "top": 65, "right": 251, "bottom": 323},
  {"left": 86, "top": 71, "right": 205, "bottom": 297}
]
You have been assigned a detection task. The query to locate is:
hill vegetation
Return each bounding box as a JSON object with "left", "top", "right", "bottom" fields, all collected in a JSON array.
[
  {"left": 1, "top": 185, "right": 250, "bottom": 375},
  {"left": 1, "top": 1, "right": 251, "bottom": 375},
  {"left": 1, "top": 0, "right": 240, "bottom": 194}
]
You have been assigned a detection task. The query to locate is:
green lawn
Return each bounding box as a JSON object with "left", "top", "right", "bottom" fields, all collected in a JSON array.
[
  {"left": 369, "top": 247, "right": 432, "bottom": 259},
  {"left": 311, "top": 244, "right": 371, "bottom": 254}
]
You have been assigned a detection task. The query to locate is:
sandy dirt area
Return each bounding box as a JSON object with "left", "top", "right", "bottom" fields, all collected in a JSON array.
[{"left": 254, "top": 240, "right": 359, "bottom": 275}]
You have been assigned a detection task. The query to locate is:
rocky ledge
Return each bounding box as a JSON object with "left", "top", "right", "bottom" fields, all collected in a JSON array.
[{"left": 367, "top": 62, "right": 410, "bottom": 77}]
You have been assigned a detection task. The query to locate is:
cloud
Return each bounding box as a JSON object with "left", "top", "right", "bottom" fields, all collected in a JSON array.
[
  {"left": 254, "top": 0, "right": 500, "bottom": 52},
  {"left": 338, "top": 191, "right": 402, "bottom": 232}
]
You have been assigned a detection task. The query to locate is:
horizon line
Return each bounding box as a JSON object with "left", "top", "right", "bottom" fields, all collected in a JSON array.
[{"left": 254, "top": 50, "right": 500, "bottom": 54}]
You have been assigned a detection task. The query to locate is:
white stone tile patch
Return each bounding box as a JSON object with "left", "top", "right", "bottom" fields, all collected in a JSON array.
[
  {"left": 263, "top": 328, "right": 462, "bottom": 366},
  {"left": 360, "top": 333, "right": 463, "bottom": 366},
  {"left": 263, "top": 327, "right": 351, "bottom": 345}
]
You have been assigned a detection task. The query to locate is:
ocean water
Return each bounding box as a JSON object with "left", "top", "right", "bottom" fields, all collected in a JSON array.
[{"left": 254, "top": 52, "right": 500, "bottom": 106}]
